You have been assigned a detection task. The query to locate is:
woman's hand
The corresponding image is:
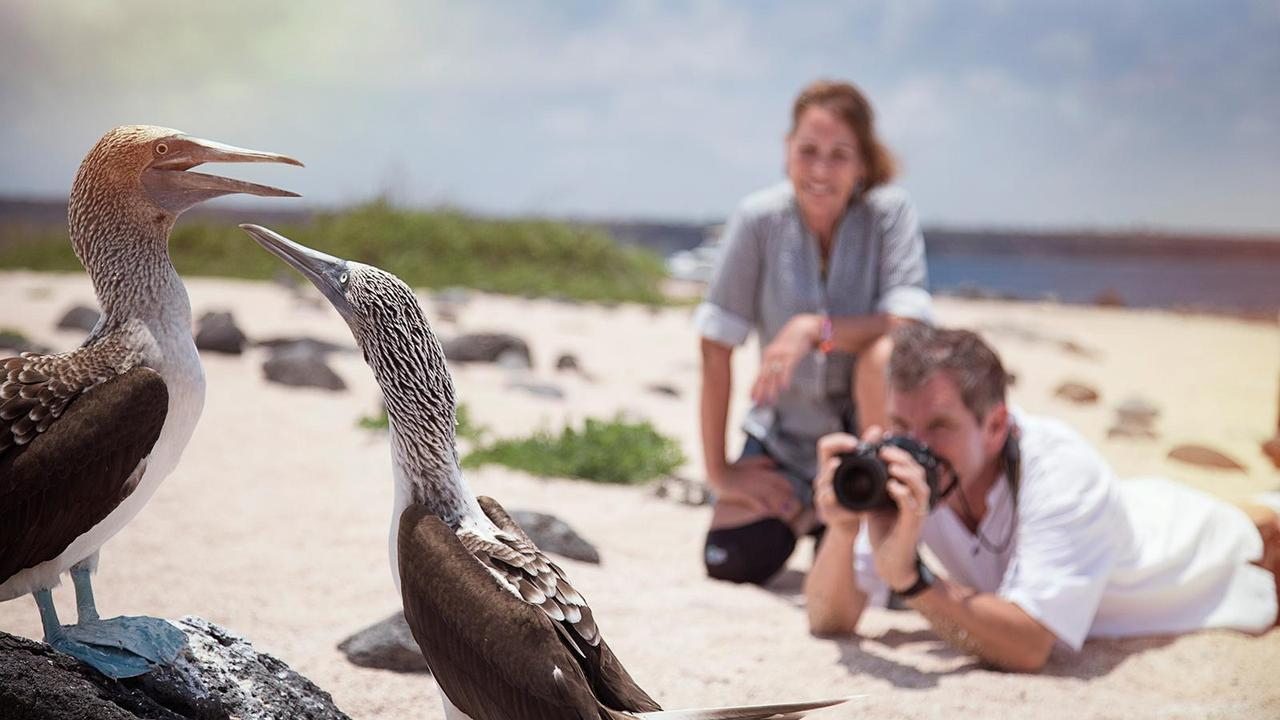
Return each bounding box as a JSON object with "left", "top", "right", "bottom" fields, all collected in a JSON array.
[
  {"left": 751, "top": 313, "right": 821, "bottom": 406},
  {"left": 710, "top": 455, "right": 800, "bottom": 520}
]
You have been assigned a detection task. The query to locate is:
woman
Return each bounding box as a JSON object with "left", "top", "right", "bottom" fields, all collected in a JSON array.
[{"left": 695, "top": 79, "right": 932, "bottom": 585}]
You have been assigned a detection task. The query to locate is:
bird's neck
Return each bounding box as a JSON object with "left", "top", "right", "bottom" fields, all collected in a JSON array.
[
  {"left": 70, "top": 203, "right": 191, "bottom": 339},
  {"left": 371, "top": 338, "right": 484, "bottom": 530}
]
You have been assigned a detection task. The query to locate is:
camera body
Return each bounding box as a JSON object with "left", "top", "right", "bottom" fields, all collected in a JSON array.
[{"left": 831, "top": 436, "right": 947, "bottom": 512}]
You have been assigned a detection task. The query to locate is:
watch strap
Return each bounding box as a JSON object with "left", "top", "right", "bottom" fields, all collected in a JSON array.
[{"left": 894, "top": 556, "right": 935, "bottom": 599}]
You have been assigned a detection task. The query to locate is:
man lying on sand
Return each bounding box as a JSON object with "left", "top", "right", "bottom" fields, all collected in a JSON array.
[{"left": 804, "top": 324, "right": 1280, "bottom": 672}]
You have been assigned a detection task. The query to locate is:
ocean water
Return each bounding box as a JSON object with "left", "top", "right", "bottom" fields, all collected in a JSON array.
[{"left": 927, "top": 251, "right": 1280, "bottom": 315}]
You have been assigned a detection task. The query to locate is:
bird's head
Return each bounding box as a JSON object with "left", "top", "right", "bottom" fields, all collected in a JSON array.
[
  {"left": 238, "top": 224, "right": 439, "bottom": 362},
  {"left": 71, "top": 125, "right": 303, "bottom": 222}
]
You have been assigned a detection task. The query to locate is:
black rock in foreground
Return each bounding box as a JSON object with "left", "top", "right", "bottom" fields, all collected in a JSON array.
[
  {"left": 0, "top": 616, "right": 350, "bottom": 720},
  {"left": 337, "top": 611, "right": 431, "bottom": 674}
]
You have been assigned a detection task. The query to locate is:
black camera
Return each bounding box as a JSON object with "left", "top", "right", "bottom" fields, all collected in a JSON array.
[{"left": 831, "top": 436, "right": 949, "bottom": 512}]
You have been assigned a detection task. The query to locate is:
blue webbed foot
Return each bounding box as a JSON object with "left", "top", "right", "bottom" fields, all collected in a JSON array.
[
  {"left": 46, "top": 633, "right": 156, "bottom": 679},
  {"left": 60, "top": 615, "right": 188, "bottom": 669}
]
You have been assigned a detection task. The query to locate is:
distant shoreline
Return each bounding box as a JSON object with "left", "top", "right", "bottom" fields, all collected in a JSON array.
[{"left": 4, "top": 196, "right": 1278, "bottom": 259}]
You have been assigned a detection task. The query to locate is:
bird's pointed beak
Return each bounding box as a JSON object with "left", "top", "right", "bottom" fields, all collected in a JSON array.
[
  {"left": 238, "top": 224, "right": 355, "bottom": 319},
  {"left": 142, "top": 135, "right": 303, "bottom": 213}
]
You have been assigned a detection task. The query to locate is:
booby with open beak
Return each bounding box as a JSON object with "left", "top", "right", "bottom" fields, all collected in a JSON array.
[
  {"left": 0, "top": 126, "right": 301, "bottom": 678},
  {"left": 240, "top": 224, "right": 852, "bottom": 719}
]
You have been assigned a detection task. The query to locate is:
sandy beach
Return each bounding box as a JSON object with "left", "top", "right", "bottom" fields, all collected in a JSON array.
[{"left": 1, "top": 269, "right": 1277, "bottom": 719}]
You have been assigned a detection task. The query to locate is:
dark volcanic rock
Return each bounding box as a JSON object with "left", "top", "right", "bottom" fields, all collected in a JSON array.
[
  {"left": 0, "top": 617, "right": 350, "bottom": 720},
  {"left": 262, "top": 344, "right": 346, "bottom": 391},
  {"left": 646, "top": 383, "right": 681, "bottom": 398},
  {"left": 509, "top": 510, "right": 601, "bottom": 564},
  {"left": 1115, "top": 397, "right": 1160, "bottom": 427},
  {"left": 442, "top": 333, "right": 532, "bottom": 368},
  {"left": 255, "top": 336, "right": 354, "bottom": 356},
  {"left": 57, "top": 305, "right": 100, "bottom": 332},
  {"left": 1167, "top": 444, "right": 1247, "bottom": 472},
  {"left": 337, "top": 612, "right": 430, "bottom": 674},
  {"left": 506, "top": 380, "right": 565, "bottom": 399},
  {"left": 1107, "top": 422, "right": 1159, "bottom": 440},
  {"left": 1053, "top": 381, "right": 1100, "bottom": 404},
  {"left": 195, "top": 311, "right": 248, "bottom": 355},
  {"left": 651, "top": 476, "right": 712, "bottom": 507}
]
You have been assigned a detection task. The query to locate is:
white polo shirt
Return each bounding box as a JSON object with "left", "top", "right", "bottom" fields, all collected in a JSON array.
[{"left": 853, "top": 410, "right": 1276, "bottom": 650}]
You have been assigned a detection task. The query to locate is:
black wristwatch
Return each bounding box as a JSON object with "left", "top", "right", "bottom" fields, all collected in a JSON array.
[{"left": 893, "top": 556, "right": 936, "bottom": 599}]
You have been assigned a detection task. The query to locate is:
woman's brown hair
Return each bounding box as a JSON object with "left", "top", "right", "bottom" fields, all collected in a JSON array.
[{"left": 790, "top": 79, "right": 897, "bottom": 194}]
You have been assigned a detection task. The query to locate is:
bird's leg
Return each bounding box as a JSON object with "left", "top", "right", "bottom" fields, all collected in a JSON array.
[
  {"left": 34, "top": 588, "right": 65, "bottom": 643},
  {"left": 35, "top": 587, "right": 151, "bottom": 679},
  {"left": 58, "top": 553, "right": 188, "bottom": 674},
  {"left": 71, "top": 557, "right": 101, "bottom": 622}
]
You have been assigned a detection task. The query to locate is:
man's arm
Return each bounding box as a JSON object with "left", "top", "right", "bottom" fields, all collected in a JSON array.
[
  {"left": 865, "top": 442, "right": 1060, "bottom": 673},
  {"left": 901, "top": 573, "right": 1056, "bottom": 672},
  {"left": 805, "top": 434, "right": 878, "bottom": 636},
  {"left": 803, "top": 523, "right": 869, "bottom": 636}
]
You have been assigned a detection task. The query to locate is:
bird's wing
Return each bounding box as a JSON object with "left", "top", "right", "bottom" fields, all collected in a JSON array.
[
  {"left": 398, "top": 503, "right": 660, "bottom": 720},
  {"left": 475, "top": 495, "right": 662, "bottom": 713},
  {"left": 0, "top": 334, "right": 168, "bottom": 583}
]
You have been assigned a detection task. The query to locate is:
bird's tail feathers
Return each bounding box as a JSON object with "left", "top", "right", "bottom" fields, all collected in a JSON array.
[{"left": 636, "top": 695, "right": 860, "bottom": 720}]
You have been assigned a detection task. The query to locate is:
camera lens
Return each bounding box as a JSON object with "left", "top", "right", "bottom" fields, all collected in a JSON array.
[{"left": 831, "top": 449, "right": 895, "bottom": 511}]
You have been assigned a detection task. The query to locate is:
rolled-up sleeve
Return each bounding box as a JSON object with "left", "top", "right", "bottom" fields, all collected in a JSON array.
[
  {"left": 694, "top": 209, "right": 762, "bottom": 347},
  {"left": 875, "top": 194, "right": 933, "bottom": 323}
]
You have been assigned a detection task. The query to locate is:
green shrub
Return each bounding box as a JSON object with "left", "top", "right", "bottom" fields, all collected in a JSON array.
[
  {"left": 462, "top": 415, "right": 686, "bottom": 485},
  {"left": 0, "top": 202, "right": 667, "bottom": 305}
]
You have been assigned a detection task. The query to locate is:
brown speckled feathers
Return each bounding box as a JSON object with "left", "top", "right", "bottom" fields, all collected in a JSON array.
[
  {"left": 398, "top": 499, "right": 661, "bottom": 720},
  {"left": 0, "top": 329, "right": 147, "bottom": 455},
  {"left": 0, "top": 333, "right": 168, "bottom": 583},
  {"left": 460, "top": 497, "right": 601, "bottom": 651}
]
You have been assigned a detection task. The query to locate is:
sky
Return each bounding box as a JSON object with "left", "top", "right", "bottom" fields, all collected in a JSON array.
[{"left": 1, "top": 1, "right": 1278, "bottom": 233}]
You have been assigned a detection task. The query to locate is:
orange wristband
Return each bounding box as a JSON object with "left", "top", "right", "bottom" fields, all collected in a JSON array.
[{"left": 818, "top": 314, "right": 834, "bottom": 354}]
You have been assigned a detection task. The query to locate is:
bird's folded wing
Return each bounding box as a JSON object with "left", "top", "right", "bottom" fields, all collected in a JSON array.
[
  {"left": 0, "top": 359, "right": 168, "bottom": 583},
  {"left": 398, "top": 503, "right": 659, "bottom": 720},
  {"left": 477, "top": 495, "right": 662, "bottom": 713}
]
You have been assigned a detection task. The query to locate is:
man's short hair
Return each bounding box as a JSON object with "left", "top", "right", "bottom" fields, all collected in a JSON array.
[{"left": 889, "top": 324, "right": 1008, "bottom": 421}]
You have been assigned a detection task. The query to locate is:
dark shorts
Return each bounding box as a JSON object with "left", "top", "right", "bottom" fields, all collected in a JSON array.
[{"left": 703, "top": 436, "right": 825, "bottom": 586}]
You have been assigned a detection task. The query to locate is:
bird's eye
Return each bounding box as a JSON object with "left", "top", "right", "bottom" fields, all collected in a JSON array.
[
  {"left": 155, "top": 143, "right": 168, "bottom": 155},
  {"left": 339, "top": 272, "right": 350, "bottom": 286}
]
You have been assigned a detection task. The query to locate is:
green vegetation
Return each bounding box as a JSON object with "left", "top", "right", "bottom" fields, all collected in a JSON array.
[
  {"left": 0, "top": 201, "right": 667, "bottom": 305},
  {"left": 357, "top": 406, "right": 679, "bottom": 485},
  {"left": 463, "top": 415, "right": 686, "bottom": 485},
  {"left": 356, "top": 406, "right": 390, "bottom": 431}
]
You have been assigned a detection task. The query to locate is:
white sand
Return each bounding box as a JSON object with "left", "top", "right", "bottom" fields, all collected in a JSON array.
[{"left": 1, "top": 270, "right": 1276, "bottom": 718}]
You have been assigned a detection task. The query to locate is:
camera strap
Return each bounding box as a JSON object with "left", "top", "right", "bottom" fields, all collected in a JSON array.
[{"left": 954, "top": 423, "right": 1021, "bottom": 556}]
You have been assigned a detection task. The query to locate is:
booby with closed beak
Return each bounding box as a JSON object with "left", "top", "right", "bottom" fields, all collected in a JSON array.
[
  {"left": 240, "top": 224, "right": 853, "bottom": 720},
  {"left": 0, "top": 126, "right": 301, "bottom": 678}
]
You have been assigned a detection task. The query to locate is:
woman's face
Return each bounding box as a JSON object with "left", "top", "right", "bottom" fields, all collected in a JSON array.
[{"left": 786, "top": 105, "right": 865, "bottom": 229}]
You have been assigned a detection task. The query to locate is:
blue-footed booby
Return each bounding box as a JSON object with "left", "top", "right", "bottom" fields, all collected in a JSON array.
[
  {"left": 240, "top": 224, "right": 853, "bottom": 720},
  {"left": 0, "top": 126, "right": 301, "bottom": 678}
]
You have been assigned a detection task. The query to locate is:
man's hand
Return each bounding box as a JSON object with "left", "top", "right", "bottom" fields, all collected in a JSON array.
[
  {"left": 813, "top": 433, "right": 863, "bottom": 534},
  {"left": 751, "top": 314, "right": 821, "bottom": 406},
  {"left": 861, "top": 426, "right": 931, "bottom": 591},
  {"left": 710, "top": 455, "right": 800, "bottom": 520}
]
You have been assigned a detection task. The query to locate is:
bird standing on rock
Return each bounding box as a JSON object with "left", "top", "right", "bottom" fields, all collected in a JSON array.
[
  {"left": 240, "top": 223, "right": 852, "bottom": 720},
  {"left": 0, "top": 126, "right": 302, "bottom": 678}
]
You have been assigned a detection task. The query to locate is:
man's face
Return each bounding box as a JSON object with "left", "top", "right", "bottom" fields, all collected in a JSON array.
[{"left": 887, "top": 371, "right": 1005, "bottom": 507}]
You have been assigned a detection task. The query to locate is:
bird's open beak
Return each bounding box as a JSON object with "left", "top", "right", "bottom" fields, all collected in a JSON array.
[
  {"left": 238, "top": 224, "right": 355, "bottom": 319},
  {"left": 142, "top": 135, "right": 303, "bottom": 213}
]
